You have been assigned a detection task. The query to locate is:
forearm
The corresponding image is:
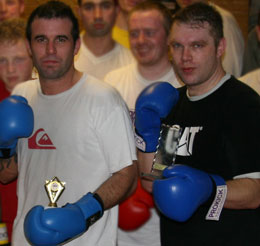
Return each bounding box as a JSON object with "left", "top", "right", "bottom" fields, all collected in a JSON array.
[
  {"left": 137, "top": 151, "right": 155, "bottom": 193},
  {"left": 0, "top": 155, "right": 18, "bottom": 184},
  {"left": 95, "top": 162, "right": 137, "bottom": 210},
  {"left": 224, "top": 178, "right": 260, "bottom": 209}
]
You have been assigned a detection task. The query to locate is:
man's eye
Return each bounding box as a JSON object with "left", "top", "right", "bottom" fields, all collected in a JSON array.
[
  {"left": 56, "top": 37, "right": 67, "bottom": 43},
  {"left": 36, "top": 37, "right": 46, "bottom": 43},
  {"left": 171, "top": 43, "right": 181, "bottom": 49},
  {"left": 57, "top": 37, "right": 66, "bottom": 43},
  {"left": 145, "top": 30, "right": 156, "bottom": 37},
  {"left": 101, "top": 2, "right": 113, "bottom": 9},
  {"left": 129, "top": 31, "right": 139, "bottom": 39},
  {"left": 14, "top": 57, "right": 26, "bottom": 64},
  {"left": 83, "top": 4, "right": 94, "bottom": 10},
  {"left": 0, "top": 58, "right": 7, "bottom": 65}
]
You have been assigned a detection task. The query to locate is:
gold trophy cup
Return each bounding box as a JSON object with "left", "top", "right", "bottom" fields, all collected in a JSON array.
[{"left": 45, "top": 177, "right": 66, "bottom": 207}]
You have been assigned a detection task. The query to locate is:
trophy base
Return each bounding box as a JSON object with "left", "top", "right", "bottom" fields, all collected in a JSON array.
[{"left": 48, "top": 202, "right": 58, "bottom": 208}]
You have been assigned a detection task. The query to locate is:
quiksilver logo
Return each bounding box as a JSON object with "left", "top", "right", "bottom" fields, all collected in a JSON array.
[{"left": 28, "top": 128, "right": 56, "bottom": 149}]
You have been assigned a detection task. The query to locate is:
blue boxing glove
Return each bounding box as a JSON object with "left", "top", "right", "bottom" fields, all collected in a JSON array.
[
  {"left": 0, "top": 95, "right": 34, "bottom": 158},
  {"left": 135, "top": 82, "right": 179, "bottom": 152},
  {"left": 24, "top": 192, "right": 104, "bottom": 246},
  {"left": 153, "top": 165, "right": 227, "bottom": 222}
]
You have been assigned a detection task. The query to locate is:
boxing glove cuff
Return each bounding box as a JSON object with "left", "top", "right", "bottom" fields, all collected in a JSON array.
[
  {"left": 75, "top": 192, "right": 104, "bottom": 229},
  {"left": 134, "top": 131, "right": 159, "bottom": 153},
  {"left": 205, "top": 174, "right": 227, "bottom": 221}
]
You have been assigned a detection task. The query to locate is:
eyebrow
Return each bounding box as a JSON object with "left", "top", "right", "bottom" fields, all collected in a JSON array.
[{"left": 33, "top": 35, "right": 69, "bottom": 40}]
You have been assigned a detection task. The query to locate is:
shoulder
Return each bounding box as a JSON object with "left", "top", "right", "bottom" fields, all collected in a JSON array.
[
  {"left": 239, "top": 69, "right": 260, "bottom": 86},
  {"left": 12, "top": 79, "right": 39, "bottom": 98},
  {"left": 221, "top": 76, "right": 260, "bottom": 110},
  {"left": 105, "top": 63, "right": 136, "bottom": 85},
  {"left": 83, "top": 74, "right": 125, "bottom": 106}
]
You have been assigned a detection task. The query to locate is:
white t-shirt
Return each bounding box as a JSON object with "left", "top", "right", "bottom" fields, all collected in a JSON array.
[
  {"left": 239, "top": 68, "right": 260, "bottom": 95},
  {"left": 75, "top": 33, "right": 135, "bottom": 80},
  {"left": 105, "top": 63, "right": 182, "bottom": 112},
  {"left": 211, "top": 3, "right": 244, "bottom": 77},
  {"left": 12, "top": 74, "right": 137, "bottom": 246},
  {"left": 105, "top": 63, "right": 183, "bottom": 246}
]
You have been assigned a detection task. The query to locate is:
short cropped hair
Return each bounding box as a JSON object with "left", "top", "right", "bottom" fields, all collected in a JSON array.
[
  {"left": 26, "top": 0, "right": 79, "bottom": 44},
  {"left": 77, "top": 0, "right": 118, "bottom": 6},
  {"left": 128, "top": 0, "right": 173, "bottom": 36},
  {"left": 172, "top": 2, "right": 224, "bottom": 47},
  {"left": 0, "top": 18, "right": 26, "bottom": 45}
]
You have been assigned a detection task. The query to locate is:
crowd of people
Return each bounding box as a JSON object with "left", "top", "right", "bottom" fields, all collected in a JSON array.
[{"left": 0, "top": 0, "right": 259, "bottom": 246}]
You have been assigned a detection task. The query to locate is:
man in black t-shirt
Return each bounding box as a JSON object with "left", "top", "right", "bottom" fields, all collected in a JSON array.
[{"left": 135, "top": 3, "right": 260, "bottom": 245}]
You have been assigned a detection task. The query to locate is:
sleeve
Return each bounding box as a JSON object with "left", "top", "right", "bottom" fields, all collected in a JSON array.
[
  {"left": 96, "top": 98, "right": 137, "bottom": 174},
  {"left": 223, "top": 87, "right": 260, "bottom": 178}
]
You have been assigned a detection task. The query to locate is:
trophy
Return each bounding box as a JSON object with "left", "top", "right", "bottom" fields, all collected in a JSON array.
[
  {"left": 142, "top": 124, "right": 182, "bottom": 180},
  {"left": 45, "top": 177, "right": 66, "bottom": 207}
]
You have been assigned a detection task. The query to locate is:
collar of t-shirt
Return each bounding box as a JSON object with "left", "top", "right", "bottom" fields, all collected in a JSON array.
[{"left": 187, "top": 74, "right": 231, "bottom": 101}]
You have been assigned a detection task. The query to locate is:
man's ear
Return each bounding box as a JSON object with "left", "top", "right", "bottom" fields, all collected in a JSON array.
[
  {"left": 216, "top": 37, "right": 226, "bottom": 58},
  {"left": 26, "top": 40, "right": 32, "bottom": 56},
  {"left": 74, "top": 38, "right": 81, "bottom": 55}
]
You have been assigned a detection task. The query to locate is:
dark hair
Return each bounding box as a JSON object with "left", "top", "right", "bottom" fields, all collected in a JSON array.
[
  {"left": 128, "top": 0, "right": 173, "bottom": 36},
  {"left": 78, "top": 0, "right": 118, "bottom": 6},
  {"left": 26, "top": 0, "right": 79, "bottom": 44},
  {"left": 172, "top": 2, "right": 223, "bottom": 47}
]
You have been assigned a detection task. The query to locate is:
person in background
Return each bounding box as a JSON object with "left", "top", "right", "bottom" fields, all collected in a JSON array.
[
  {"left": 0, "top": 2, "right": 26, "bottom": 242},
  {"left": 75, "top": 0, "right": 135, "bottom": 80},
  {"left": 0, "top": 18, "right": 35, "bottom": 244},
  {"left": 136, "top": 3, "right": 260, "bottom": 245},
  {"left": 239, "top": 11, "right": 260, "bottom": 94},
  {"left": 105, "top": 2, "right": 182, "bottom": 246},
  {"left": 176, "top": 0, "right": 244, "bottom": 77},
  {"left": 112, "top": 0, "right": 144, "bottom": 48},
  {"left": 0, "top": 0, "right": 24, "bottom": 22},
  {"left": 0, "top": 1, "right": 137, "bottom": 245},
  {"left": 242, "top": 9, "right": 260, "bottom": 75}
]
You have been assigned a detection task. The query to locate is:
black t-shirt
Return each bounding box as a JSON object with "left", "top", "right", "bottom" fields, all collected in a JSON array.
[{"left": 160, "top": 76, "right": 260, "bottom": 245}]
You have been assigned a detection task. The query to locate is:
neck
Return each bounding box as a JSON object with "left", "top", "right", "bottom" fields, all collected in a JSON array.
[
  {"left": 115, "top": 10, "right": 128, "bottom": 30},
  {"left": 83, "top": 32, "right": 115, "bottom": 57},
  {"left": 138, "top": 57, "right": 172, "bottom": 81},
  {"left": 39, "top": 66, "right": 83, "bottom": 95},
  {"left": 187, "top": 64, "right": 226, "bottom": 97}
]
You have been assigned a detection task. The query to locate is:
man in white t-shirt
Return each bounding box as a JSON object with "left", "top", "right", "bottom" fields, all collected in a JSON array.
[
  {"left": 105, "top": 2, "right": 183, "bottom": 246},
  {"left": 0, "top": 2, "right": 137, "bottom": 246},
  {"left": 176, "top": 0, "right": 244, "bottom": 78},
  {"left": 74, "top": 0, "right": 135, "bottom": 80},
  {"left": 239, "top": 14, "right": 260, "bottom": 95}
]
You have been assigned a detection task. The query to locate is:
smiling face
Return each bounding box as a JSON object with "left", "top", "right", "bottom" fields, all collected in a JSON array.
[
  {"left": 28, "top": 17, "right": 80, "bottom": 81},
  {"left": 78, "top": 0, "right": 117, "bottom": 37},
  {"left": 128, "top": 9, "right": 169, "bottom": 67},
  {"left": 0, "top": 0, "right": 24, "bottom": 21},
  {"left": 0, "top": 39, "right": 33, "bottom": 92},
  {"left": 169, "top": 21, "right": 225, "bottom": 94}
]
